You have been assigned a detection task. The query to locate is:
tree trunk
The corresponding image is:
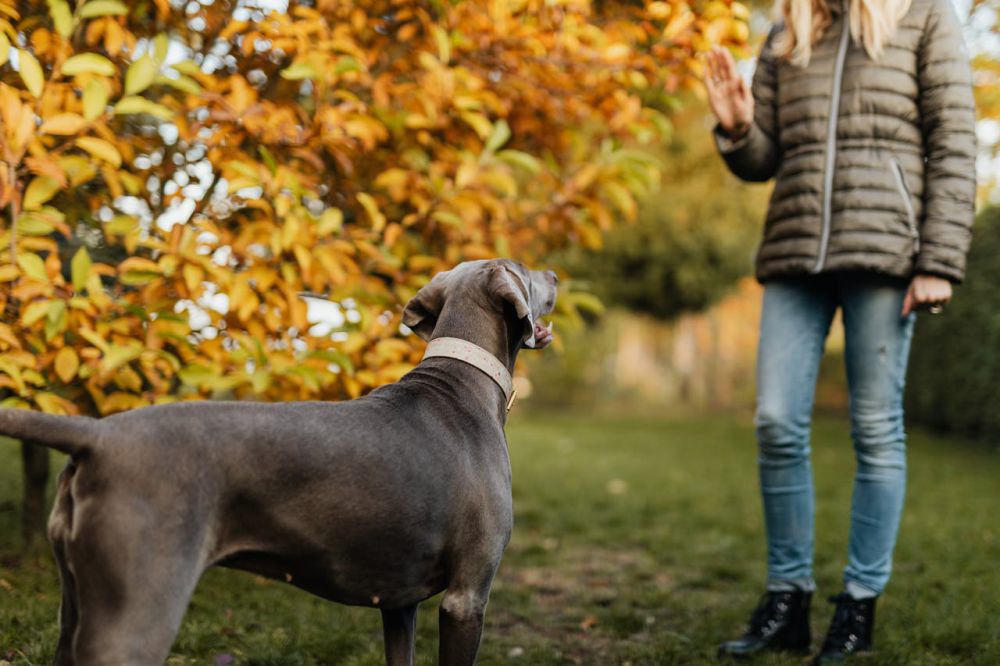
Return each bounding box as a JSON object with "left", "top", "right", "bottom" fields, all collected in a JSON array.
[{"left": 21, "top": 442, "right": 50, "bottom": 550}]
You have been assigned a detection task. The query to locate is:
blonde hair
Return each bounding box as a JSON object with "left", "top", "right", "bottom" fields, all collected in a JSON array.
[{"left": 774, "top": 0, "right": 913, "bottom": 67}]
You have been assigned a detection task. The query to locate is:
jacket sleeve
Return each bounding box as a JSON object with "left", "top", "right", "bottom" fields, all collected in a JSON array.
[
  {"left": 914, "top": 0, "right": 977, "bottom": 283},
  {"left": 713, "top": 27, "right": 781, "bottom": 183}
]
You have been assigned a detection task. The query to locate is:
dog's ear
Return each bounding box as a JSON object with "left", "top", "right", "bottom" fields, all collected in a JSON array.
[
  {"left": 402, "top": 271, "right": 451, "bottom": 341},
  {"left": 488, "top": 264, "right": 536, "bottom": 347}
]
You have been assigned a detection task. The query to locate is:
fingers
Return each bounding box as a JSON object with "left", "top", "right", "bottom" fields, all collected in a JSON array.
[
  {"left": 706, "top": 47, "right": 731, "bottom": 85},
  {"left": 904, "top": 275, "right": 954, "bottom": 316},
  {"left": 718, "top": 47, "right": 739, "bottom": 82},
  {"left": 901, "top": 287, "right": 914, "bottom": 317}
]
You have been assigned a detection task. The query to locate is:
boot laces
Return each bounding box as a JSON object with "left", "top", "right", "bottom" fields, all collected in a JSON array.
[
  {"left": 748, "top": 592, "right": 791, "bottom": 636},
  {"left": 822, "top": 593, "right": 867, "bottom": 651}
]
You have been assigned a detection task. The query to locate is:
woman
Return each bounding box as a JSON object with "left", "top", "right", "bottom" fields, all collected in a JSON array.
[{"left": 704, "top": 0, "right": 975, "bottom": 662}]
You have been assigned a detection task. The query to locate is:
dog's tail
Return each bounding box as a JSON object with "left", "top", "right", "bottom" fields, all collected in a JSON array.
[{"left": 0, "top": 409, "right": 100, "bottom": 456}]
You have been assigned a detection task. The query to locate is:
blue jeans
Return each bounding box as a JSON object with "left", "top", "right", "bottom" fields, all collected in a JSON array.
[{"left": 756, "top": 273, "right": 915, "bottom": 595}]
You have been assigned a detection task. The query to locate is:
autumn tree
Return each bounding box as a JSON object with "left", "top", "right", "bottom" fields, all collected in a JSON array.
[{"left": 0, "top": 0, "right": 748, "bottom": 544}]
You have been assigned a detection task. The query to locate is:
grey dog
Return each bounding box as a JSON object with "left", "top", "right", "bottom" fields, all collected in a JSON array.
[{"left": 0, "top": 259, "right": 558, "bottom": 666}]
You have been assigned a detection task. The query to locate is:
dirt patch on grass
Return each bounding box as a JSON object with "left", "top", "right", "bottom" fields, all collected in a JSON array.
[{"left": 488, "top": 544, "right": 675, "bottom": 663}]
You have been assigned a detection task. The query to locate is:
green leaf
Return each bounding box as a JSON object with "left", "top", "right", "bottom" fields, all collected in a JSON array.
[
  {"left": 171, "top": 60, "right": 203, "bottom": 76},
  {"left": 17, "top": 49, "right": 45, "bottom": 98},
  {"left": 280, "top": 60, "right": 318, "bottom": 81},
  {"left": 79, "top": 0, "right": 128, "bottom": 19},
  {"left": 334, "top": 57, "right": 362, "bottom": 74},
  {"left": 431, "top": 25, "right": 451, "bottom": 63},
  {"left": 23, "top": 300, "right": 51, "bottom": 326},
  {"left": 153, "top": 33, "right": 169, "bottom": 63},
  {"left": 156, "top": 74, "right": 201, "bottom": 94},
  {"left": 17, "top": 213, "right": 55, "bottom": 236},
  {"left": 105, "top": 214, "right": 137, "bottom": 235},
  {"left": 114, "top": 95, "right": 173, "bottom": 120},
  {"left": 71, "top": 247, "right": 91, "bottom": 292},
  {"left": 497, "top": 150, "right": 541, "bottom": 174},
  {"left": 75, "top": 136, "right": 122, "bottom": 167},
  {"left": 82, "top": 78, "right": 109, "bottom": 121},
  {"left": 258, "top": 146, "right": 277, "bottom": 174},
  {"left": 484, "top": 119, "right": 511, "bottom": 154},
  {"left": 177, "top": 364, "right": 215, "bottom": 387},
  {"left": 45, "top": 300, "right": 68, "bottom": 341},
  {"left": 61, "top": 53, "right": 116, "bottom": 77},
  {"left": 124, "top": 54, "right": 156, "bottom": 95},
  {"left": 100, "top": 342, "right": 143, "bottom": 373},
  {"left": 119, "top": 270, "right": 160, "bottom": 286},
  {"left": 306, "top": 349, "right": 354, "bottom": 374},
  {"left": 16, "top": 253, "right": 48, "bottom": 283},
  {"left": 47, "top": 0, "right": 74, "bottom": 38},
  {"left": 22, "top": 177, "right": 61, "bottom": 210}
]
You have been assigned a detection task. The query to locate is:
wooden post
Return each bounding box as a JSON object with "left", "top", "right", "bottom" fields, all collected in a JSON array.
[{"left": 21, "top": 442, "right": 50, "bottom": 549}]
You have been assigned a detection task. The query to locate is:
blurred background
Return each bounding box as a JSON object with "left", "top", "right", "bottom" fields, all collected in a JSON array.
[{"left": 0, "top": 0, "right": 997, "bottom": 663}]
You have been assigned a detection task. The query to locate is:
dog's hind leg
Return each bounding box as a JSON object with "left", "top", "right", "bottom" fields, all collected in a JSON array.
[
  {"left": 52, "top": 538, "right": 79, "bottom": 666},
  {"left": 66, "top": 499, "right": 205, "bottom": 666},
  {"left": 381, "top": 604, "right": 418, "bottom": 666},
  {"left": 49, "top": 465, "right": 79, "bottom": 666}
]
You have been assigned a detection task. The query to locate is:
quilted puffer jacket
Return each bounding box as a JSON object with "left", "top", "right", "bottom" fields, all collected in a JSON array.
[{"left": 716, "top": 0, "right": 976, "bottom": 283}]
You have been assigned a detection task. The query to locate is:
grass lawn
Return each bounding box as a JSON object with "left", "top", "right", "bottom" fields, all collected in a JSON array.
[{"left": 0, "top": 413, "right": 997, "bottom": 665}]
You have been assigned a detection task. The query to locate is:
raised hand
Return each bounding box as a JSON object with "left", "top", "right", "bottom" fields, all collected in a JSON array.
[{"left": 704, "top": 46, "right": 755, "bottom": 137}]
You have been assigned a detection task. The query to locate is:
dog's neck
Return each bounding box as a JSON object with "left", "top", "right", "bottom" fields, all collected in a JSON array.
[
  {"left": 417, "top": 298, "right": 522, "bottom": 419},
  {"left": 427, "top": 298, "right": 520, "bottom": 372}
]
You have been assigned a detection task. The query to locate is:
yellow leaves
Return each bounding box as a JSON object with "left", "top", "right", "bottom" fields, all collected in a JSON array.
[
  {"left": 281, "top": 60, "right": 319, "bottom": 81},
  {"left": 75, "top": 136, "right": 122, "bottom": 167},
  {"left": 100, "top": 341, "right": 143, "bottom": 374},
  {"left": 0, "top": 0, "right": 746, "bottom": 416},
  {"left": 17, "top": 49, "right": 45, "bottom": 98},
  {"left": 47, "top": 0, "right": 75, "bottom": 38},
  {"left": 16, "top": 253, "right": 48, "bottom": 283},
  {"left": 114, "top": 96, "right": 173, "bottom": 120},
  {"left": 663, "top": 7, "right": 696, "bottom": 41},
  {"left": 317, "top": 208, "right": 344, "bottom": 236},
  {"left": 54, "top": 347, "right": 80, "bottom": 383},
  {"left": 357, "top": 193, "right": 387, "bottom": 232},
  {"left": 61, "top": 53, "right": 116, "bottom": 77},
  {"left": 0, "top": 34, "right": 9, "bottom": 68},
  {"left": 79, "top": 0, "right": 128, "bottom": 19},
  {"left": 71, "top": 247, "right": 91, "bottom": 292},
  {"left": 100, "top": 392, "right": 146, "bottom": 414},
  {"left": 45, "top": 299, "right": 68, "bottom": 340},
  {"left": 22, "top": 300, "right": 51, "bottom": 326},
  {"left": 461, "top": 112, "right": 493, "bottom": 140},
  {"left": 124, "top": 54, "right": 157, "bottom": 95},
  {"left": 430, "top": 25, "right": 451, "bottom": 64},
  {"left": 39, "top": 112, "right": 88, "bottom": 135},
  {"left": 22, "top": 177, "right": 61, "bottom": 210},
  {"left": 82, "top": 78, "right": 110, "bottom": 120},
  {"left": 230, "top": 276, "right": 260, "bottom": 322},
  {"left": 117, "top": 257, "right": 161, "bottom": 285},
  {"left": 226, "top": 76, "right": 257, "bottom": 115},
  {"left": 0, "top": 265, "right": 19, "bottom": 282}
]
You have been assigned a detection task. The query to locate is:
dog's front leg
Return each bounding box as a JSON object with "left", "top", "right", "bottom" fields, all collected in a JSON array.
[{"left": 381, "top": 604, "right": 418, "bottom": 666}]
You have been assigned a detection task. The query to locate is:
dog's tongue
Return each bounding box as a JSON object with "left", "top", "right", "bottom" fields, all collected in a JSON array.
[{"left": 532, "top": 320, "right": 553, "bottom": 348}]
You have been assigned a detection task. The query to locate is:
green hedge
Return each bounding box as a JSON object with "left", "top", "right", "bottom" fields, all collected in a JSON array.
[{"left": 906, "top": 205, "right": 1000, "bottom": 444}]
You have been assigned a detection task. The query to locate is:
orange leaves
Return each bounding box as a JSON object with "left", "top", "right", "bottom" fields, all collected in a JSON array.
[{"left": 0, "top": 0, "right": 747, "bottom": 416}]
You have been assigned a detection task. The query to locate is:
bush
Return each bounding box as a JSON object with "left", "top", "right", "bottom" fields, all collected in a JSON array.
[{"left": 906, "top": 205, "right": 1000, "bottom": 444}]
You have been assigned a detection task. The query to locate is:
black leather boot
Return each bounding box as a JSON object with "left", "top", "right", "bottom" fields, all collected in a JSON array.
[
  {"left": 718, "top": 590, "right": 812, "bottom": 659},
  {"left": 813, "top": 593, "right": 876, "bottom": 664}
]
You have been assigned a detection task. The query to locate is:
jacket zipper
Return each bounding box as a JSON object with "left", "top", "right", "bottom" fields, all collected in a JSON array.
[
  {"left": 890, "top": 157, "right": 920, "bottom": 254},
  {"left": 812, "top": 9, "right": 852, "bottom": 274}
]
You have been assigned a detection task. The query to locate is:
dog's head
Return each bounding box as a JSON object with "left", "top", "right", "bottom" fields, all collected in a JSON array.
[{"left": 402, "top": 259, "right": 558, "bottom": 349}]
